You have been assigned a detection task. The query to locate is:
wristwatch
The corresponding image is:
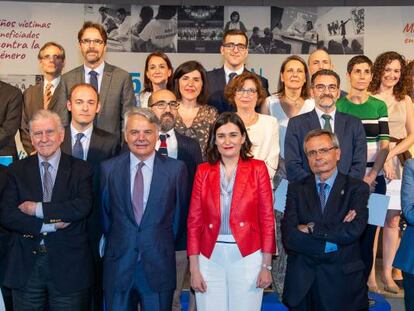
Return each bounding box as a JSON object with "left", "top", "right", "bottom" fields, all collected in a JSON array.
[
  {"left": 307, "top": 222, "right": 315, "bottom": 234},
  {"left": 261, "top": 264, "right": 272, "bottom": 271}
]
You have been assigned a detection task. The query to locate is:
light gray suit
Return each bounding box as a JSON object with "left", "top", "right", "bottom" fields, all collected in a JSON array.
[
  {"left": 60, "top": 62, "right": 136, "bottom": 140},
  {"left": 20, "top": 80, "right": 68, "bottom": 154}
]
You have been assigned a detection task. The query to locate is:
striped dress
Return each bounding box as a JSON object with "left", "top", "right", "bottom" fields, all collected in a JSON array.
[{"left": 337, "top": 95, "right": 389, "bottom": 175}]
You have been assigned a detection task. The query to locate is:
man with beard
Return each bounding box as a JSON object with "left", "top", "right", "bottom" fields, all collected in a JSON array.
[
  {"left": 285, "top": 69, "right": 367, "bottom": 182},
  {"left": 148, "top": 89, "right": 202, "bottom": 311},
  {"left": 60, "top": 21, "right": 135, "bottom": 141}
]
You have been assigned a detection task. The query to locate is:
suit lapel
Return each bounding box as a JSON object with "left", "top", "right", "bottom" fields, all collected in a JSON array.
[
  {"left": 114, "top": 153, "right": 135, "bottom": 224},
  {"left": 61, "top": 127, "right": 72, "bottom": 155},
  {"left": 51, "top": 153, "right": 71, "bottom": 202},
  {"left": 308, "top": 110, "right": 322, "bottom": 129},
  {"left": 333, "top": 112, "right": 346, "bottom": 138},
  {"left": 35, "top": 82, "right": 44, "bottom": 110},
  {"left": 304, "top": 176, "right": 323, "bottom": 218},
  {"left": 27, "top": 156, "right": 44, "bottom": 201},
  {"left": 48, "top": 81, "right": 63, "bottom": 111},
  {"left": 230, "top": 160, "right": 250, "bottom": 214},
  {"left": 176, "top": 131, "right": 184, "bottom": 161},
  {"left": 87, "top": 128, "right": 102, "bottom": 162},
  {"left": 208, "top": 163, "right": 221, "bottom": 219},
  {"left": 99, "top": 64, "right": 112, "bottom": 108},
  {"left": 323, "top": 173, "right": 346, "bottom": 220},
  {"left": 218, "top": 67, "right": 227, "bottom": 88}
]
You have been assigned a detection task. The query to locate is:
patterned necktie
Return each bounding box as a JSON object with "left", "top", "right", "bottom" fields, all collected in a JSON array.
[
  {"left": 42, "top": 162, "right": 53, "bottom": 202},
  {"left": 72, "top": 133, "right": 84, "bottom": 160},
  {"left": 228, "top": 72, "right": 237, "bottom": 84},
  {"left": 44, "top": 83, "right": 53, "bottom": 109},
  {"left": 132, "top": 162, "right": 145, "bottom": 225},
  {"left": 158, "top": 134, "right": 168, "bottom": 156},
  {"left": 318, "top": 182, "right": 327, "bottom": 213},
  {"left": 322, "top": 114, "right": 332, "bottom": 132},
  {"left": 89, "top": 70, "right": 99, "bottom": 93}
]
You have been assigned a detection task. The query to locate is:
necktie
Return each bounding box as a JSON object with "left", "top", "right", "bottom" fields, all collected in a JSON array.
[
  {"left": 132, "top": 162, "right": 145, "bottom": 225},
  {"left": 44, "top": 83, "right": 53, "bottom": 109},
  {"left": 72, "top": 133, "right": 84, "bottom": 160},
  {"left": 89, "top": 70, "right": 99, "bottom": 92},
  {"left": 318, "top": 182, "right": 327, "bottom": 213},
  {"left": 322, "top": 114, "right": 332, "bottom": 132},
  {"left": 158, "top": 134, "right": 168, "bottom": 156},
  {"left": 228, "top": 72, "right": 237, "bottom": 84},
  {"left": 42, "top": 162, "right": 53, "bottom": 202}
]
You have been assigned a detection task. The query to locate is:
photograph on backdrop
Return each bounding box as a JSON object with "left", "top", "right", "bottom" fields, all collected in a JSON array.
[
  {"left": 0, "top": 75, "right": 39, "bottom": 93},
  {"left": 177, "top": 6, "right": 223, "bottom": 53},
  {"left": 223, "top": 6, "right": 272, "bottom": 55},
  {"left": 84, "top": 4, "right": 133, "bottom": 52}
]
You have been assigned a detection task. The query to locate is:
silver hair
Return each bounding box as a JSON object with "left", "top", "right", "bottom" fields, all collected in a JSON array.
[
  {"left": 29, "top": 109, "right": 63, "bottom": 133},
  {"left": 123, "top": 107, "right": 160, "bottom": 132},
  {"left": 303, "top": 129, "right": 340, "bottom": 153}
]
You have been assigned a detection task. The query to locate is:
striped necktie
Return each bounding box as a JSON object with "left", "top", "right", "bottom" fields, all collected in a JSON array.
[
  {"left": 318, "top": 182, "right": 327, "bottom": 213},
  {"left": 158, "top": 134, "right": 168, "bottom": 156},
  {"left": 44, "top": 83, "right": 53, "bottom": 109}
]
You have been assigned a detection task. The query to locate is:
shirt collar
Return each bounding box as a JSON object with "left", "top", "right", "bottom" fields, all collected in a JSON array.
[
  {"left": 314, "top": 106, "right": 336, "bottom": 121},
  {"left": 37, "top": 148, "right": 61, "bottom": 171},
  {"left": 130, "top": 150, "right": 156, "bottom": 172},
  {"left": 224, "top": 65, "right": 244, "bottom": 78},
  {"left": 160, "top": 128, "right": 176, "bottom": 139},
  {"left": 70, "top": 123, "right": 93, "bottom": 140},
  {"left": 44, "top": 76, "right": 61, "bottom": 90},
  {"left": 84, "top": 61, "right": 105, "bottom": 77},
  {"left": 315, "top": 168, "right": 338, "bottom": 189}
]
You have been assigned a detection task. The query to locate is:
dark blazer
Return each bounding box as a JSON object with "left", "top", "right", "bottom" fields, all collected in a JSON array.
[
  {"left": 0, "top": 165, "right": 9, "bottom": 283},
  {"left": 20, "top": 80, "right": 69, "bottom": 154},
  {"left": 175, "top": 130, "right": 203, "bottom": 251},
  {"left": 0, "top": 153, "right": 94, "bottom": 293},
  {"left": 101, "top": 151, "right": 188, "bottom": 293},
  {"left": 0, "top": 81, "right": 22, "bottom": 158},
  {"left": 61, "top": 126, "right": 120, "bottom": 260},
  {"left": 206, "top": 67, "right": 270, "bottom": 113},
  {"left": 60, "top": 62, "right": 136, "bottom": 139},
  {"left": 285, "top": 109, "right": 367, "bottom": 182},
  {"left": 282, "top": 173, "right": 369, "bottom": 310}
]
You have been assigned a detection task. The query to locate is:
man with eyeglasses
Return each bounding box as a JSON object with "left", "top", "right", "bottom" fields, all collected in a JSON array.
[
  {"left": 60, "top": 21, "right": 136, "bottom": 142},
  {"left": 282, "top": 128, "right": 369, "bottom": 311},
  {"left": 148, "top": 89, "right": 202, "bottom": 311},
  {"left": 207, "top": 29, "right": 270, "bottom": 113},
  {"left": 285, "top": 69, "right": 366, "bottom": 183},
  {"left": 0, "top": 110, "right": 94, "bottom": 310},
  {"left": 20, "top": 41, "right": 67, "bottom": 155}
]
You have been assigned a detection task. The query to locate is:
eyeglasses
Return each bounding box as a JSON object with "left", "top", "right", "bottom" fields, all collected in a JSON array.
[
  {"left": 306, "top": 146, "right": 337, "bottom": 158},
  {"left": 40, "top": 54, "right": 64, "bottom": 61},
  {"left": 236, "top": 88, "right": 257, "bottom": 96},
  {"left": 80, "top": 39, "right": 105, "bottom": 46},
  {"left": 314, "top": 84, "right": 338, "bottom": 93},
  {"left": 150, "top": 100, "right": 180, "bottom": 110},
  {"left": 222, "top": 43, "right": 247, "bottom": 51}
]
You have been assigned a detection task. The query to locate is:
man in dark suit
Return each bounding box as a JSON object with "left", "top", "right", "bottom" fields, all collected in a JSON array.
[
  {"left": 148, "top": 89, "right": 202, "bottom": 311},
  {"left": 282, "top": 129, "right": 369, "bottom": 311},
  {"left": 0, "top": 80, "right": 22, "bottom": 159},
  {"left": 20, "top": 42, "right": 68, "bottom": 154},
  {"left": 285, "top": 69, "right": 366, "bottom": 182},
  {"left": 207, "top": 29, "right": 270, "bottom": 113},
  {"left": 61, "top": 83, "right": 120, "bottom": 311},
  {"left": 101, "top": 107, "right": 188, "bottom": 310},
  {"left": 60, "top": 21, "right": 136, "bottom": 141},
  {"left": 0, "top": 110, "right": 94, "bottom": 310}
]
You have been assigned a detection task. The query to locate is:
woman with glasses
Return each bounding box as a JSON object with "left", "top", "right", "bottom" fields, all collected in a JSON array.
[
  {"left": 138, "top": 52, "right": 173, "bottom": 108},
  {"left": 367, "top": 51, "right": 414, "bottom": 294},
  {"left": 188, "top": 112, "right": 275, "bottom": 311},
  {"left": 173, "top": 61, "right": 218, "bottom": 159}
]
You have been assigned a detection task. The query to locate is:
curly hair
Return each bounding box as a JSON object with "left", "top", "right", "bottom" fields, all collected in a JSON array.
[
  {"left": 368, "top": 51, "right": 407, "bottom": 101},
  {"left": 224, "top": 71, "right": 267, "bottom": 108},
  {"left": 276, "top": 55, "right": 310, "bottom": 99},
  {"left": 404, "top": 60, "right": 414, "bottom": 101}
]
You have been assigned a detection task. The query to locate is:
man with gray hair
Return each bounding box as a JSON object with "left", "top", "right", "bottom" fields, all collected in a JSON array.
[
  {"left": 0, "top": 109, "right": 94, "bottom": 310},
  {"left": 100, "top": 107, "right": 188, "bottom": 310}
]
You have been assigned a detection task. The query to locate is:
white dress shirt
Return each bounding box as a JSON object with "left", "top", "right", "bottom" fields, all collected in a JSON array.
[
  {"left": 315, "top": 106, "right": 336, "bottom": 133},
  {"left": 70, "top": 123, "right": 93, "bottom": 161},
  {"left": 224, "top": 65, "right": 244, "bottom": 84},
  {"left": 130, "top": 151, "right": 155, "bottom": 212},
  {"left": 43, "top": 76, "right": 61, "bottom": 96}
]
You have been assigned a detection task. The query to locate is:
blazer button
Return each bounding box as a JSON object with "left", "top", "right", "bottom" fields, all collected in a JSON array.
[
  {"left": 209, "top": 224, "right": 213, "bottom": 229},
  {"left": 32, "top": 251, "right": 37, "bottom": 255},
  {"left": 42, "top": 232, "right": 47, "bottom": 236},
  {"left": 240, "top": 222, "right": 244, "bottom": 227}
]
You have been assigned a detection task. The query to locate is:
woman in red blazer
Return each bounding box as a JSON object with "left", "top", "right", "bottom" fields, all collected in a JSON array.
[{"left": 187, "top": 112, "right": 276, "bottom": 311}]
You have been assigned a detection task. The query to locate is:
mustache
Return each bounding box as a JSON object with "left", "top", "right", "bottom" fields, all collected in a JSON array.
[
  {"left": 161, "top": 112, "right": 174, "bottom": 119},
  {"left": 86, "top": 48, "right": 98, "bottom": 53},
  {"left": 320, "top": 94, "right": 334, "bottom": 100}
]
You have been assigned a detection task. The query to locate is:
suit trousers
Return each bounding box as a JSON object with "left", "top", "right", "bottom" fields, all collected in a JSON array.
[
  {"left": 196, "top": 235, "right": 263, "bottom": 311},
  {"left": 12, "top": 252, "right": 90, "bottom": 311},
  {"left": 105, "top": 260, "right": 174, "bottom": 311},
  {"left": 1, "top": 287, "right": 13, "bottom": 311},
  {"left": 403, "top": 272, "right": 414, "bottom": 311}
]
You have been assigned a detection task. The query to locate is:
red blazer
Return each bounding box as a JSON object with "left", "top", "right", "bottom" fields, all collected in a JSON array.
[{"left": 187, "top": 158, "right": 276, "bottom": 258}]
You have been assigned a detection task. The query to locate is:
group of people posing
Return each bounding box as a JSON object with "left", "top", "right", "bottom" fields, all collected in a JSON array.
[{"left": 0, "top": 21, "right": 414, "bottom": 311}]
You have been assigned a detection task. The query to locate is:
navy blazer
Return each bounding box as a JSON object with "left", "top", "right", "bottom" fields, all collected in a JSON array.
[
  {"left": 285, "top": 109, "right": 367, "bottom": 182},
  {"left": 206, "top": 67, "right": 270, "bottom": 113},
  {"left": 100, "top": 151, "right": 188, "bottom": 293},
  {"left": 282, "top": 173, "right": 369, "bottom": 310}
]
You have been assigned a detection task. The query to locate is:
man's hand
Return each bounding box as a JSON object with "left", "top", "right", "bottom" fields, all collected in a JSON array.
[
  {"left": 297, "top": 224, "right": 309, "bottom": 233},
  {"left": 54, "top": 222, "right": 71, "bottom": 230},
  {"left": 363, "top": 174, "right": 377, "bottom": 193},
  {"left": 343, "top": 209, "right": 357, "bottom": 223},
  {"left": 18, "top": 201, "right": 37, "bottom": 216}
]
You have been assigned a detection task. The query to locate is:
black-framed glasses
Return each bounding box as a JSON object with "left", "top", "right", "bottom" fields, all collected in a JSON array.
[
  {"left": 236, "top": 88, "right": 257, "bottom": 96},
  {"left": 222, "top": 43, "right": 247, "bottom": 51},
  {"left": 150, "top": 100, "right": 180, "bottom": 110},
  {"left": 314, "top": 84, "right": 338, "bottom": 93},
  {"left": 80, "top": 39, "right": 105, "bottom": 46},
  {"left": 306, "top": 146, "right": 337, "bottom": 158}
]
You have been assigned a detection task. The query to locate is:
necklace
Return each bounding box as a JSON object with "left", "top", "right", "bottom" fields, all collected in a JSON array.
[{"left": 283, "top": 94, "right": 302, "bottom": 107}]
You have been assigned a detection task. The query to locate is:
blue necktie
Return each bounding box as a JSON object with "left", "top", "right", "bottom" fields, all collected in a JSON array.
[
  {"left": 318, "top": 182, "right": 327, "bottom": 213},
  {"left": 89, "top": 70, "right": 98, "bottom": 92},
  {"left": 72, "top": 133, "right": 84, "bottom": 160},
  {"left": 228, "top": 72, "right": 237, "bottom": 84}
]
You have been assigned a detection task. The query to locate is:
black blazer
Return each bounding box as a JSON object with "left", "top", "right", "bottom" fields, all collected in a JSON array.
[
  {"left": 61, "top": 126, "right": 120, "bottom": 260},
  {"left": 206, "top": 67, "right": 270, "bottom": 113},
  {"left": 0, "top": 153, "right": 94, "bottom": 293},
  {"left": 281, "top": 173, "right": 369, "bottom": 310}
]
